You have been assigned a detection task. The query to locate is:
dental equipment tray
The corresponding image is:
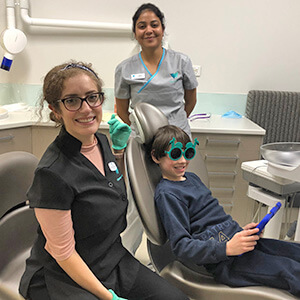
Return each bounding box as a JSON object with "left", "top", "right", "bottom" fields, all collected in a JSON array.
[{"left": 241, "top": 160, "right": 300, "bottom": 196}]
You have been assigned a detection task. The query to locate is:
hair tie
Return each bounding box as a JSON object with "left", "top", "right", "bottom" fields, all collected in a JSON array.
[{"left": 61, "top": 63, "right": 99, "bottom": 79}]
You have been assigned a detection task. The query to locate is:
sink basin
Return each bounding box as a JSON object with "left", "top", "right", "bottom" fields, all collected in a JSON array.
[
  {"left": 0, "top": 107, "right": 8, "bottom": 120},
  {"left": 260, "top": 142, "right": 300, "bottom": 167}
]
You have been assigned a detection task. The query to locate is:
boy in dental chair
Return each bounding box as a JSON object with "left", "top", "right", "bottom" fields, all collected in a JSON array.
[{"left": 150, "top": 125, "right": 300, "bottom": 297}]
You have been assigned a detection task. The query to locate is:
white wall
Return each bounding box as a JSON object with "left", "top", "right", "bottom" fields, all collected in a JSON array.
[{"left": 1, "top": 0, "right": 300, "bottom": 93}]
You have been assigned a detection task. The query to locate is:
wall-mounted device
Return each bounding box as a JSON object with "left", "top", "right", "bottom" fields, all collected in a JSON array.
[{"left": 1, "top": 28, "right": 27, "bottom": 71}]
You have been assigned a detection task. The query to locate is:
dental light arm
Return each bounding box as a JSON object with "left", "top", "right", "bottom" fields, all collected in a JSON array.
[
  {"left": 1, "top": 0, "right": 27, "bottom": 71},
  {"left": 1, "top": 28, "right": 27, "bottom": 71}
]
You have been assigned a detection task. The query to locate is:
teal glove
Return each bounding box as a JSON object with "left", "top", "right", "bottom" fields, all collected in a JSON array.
[
  {"left": 108, "top": 289, "right": 128, "bottom": 300},
  {"left": 108, "top": 114, "right": 131, "bottom": 150}
]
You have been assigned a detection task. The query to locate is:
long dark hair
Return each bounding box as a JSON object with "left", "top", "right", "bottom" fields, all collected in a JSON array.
[{"left": 132, "top": 3, "right": 165, "bottom": 33}]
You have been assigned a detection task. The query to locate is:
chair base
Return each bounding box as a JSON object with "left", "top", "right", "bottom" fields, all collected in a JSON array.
[
  {"left": 0, "top": 284, "right": 24, "bottom": 300},
  {"left": 160, "top": 260, "right": 299, "bottom": 300}
]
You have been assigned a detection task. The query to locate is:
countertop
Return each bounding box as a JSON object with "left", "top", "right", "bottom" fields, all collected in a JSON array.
[
  {"left": 0, "top": 107, "right": 266, "bottom": 135},
  {"left": 0, "top": 108, "right": 110, "bottom": 130},
  {"left": 189, "top": 115, "right": 265, "bottom": 135}
]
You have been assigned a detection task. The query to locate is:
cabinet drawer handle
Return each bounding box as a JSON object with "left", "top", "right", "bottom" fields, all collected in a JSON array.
[
  {"left": 208, "top": 171, "right": 237, "bottom": 176},
  {"left": 205, "top": 155, "right": 238, "bottom": 160},
  {"left": 220, "top": 203, "right": 234, "bottom": 208},
  {"left": 211, "top": 187, "right": 235, "bottom": 192},
  {"left": 206, "top": 138, "right": 240, "bottom": 145},
  {"left": 0, "top": 134, "right": 14, "bottom": 141}
]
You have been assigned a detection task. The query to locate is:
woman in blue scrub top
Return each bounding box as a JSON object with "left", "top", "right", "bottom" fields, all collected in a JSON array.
[
  {"left": 115, "top": 3, "right": 198, "bottom": 137},
  {"left": 19, "top": 61, "right": 189, "bottom": 300}
]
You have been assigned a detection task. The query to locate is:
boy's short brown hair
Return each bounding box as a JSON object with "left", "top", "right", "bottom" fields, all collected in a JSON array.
[{"left": 151, "top": 125, "right": 191, "bottom": 160}]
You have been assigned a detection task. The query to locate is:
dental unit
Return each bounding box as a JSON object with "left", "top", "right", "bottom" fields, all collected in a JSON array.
[
  {"left": 1, "top": 0, "right": 27, "bottom": 71},
  {"left": 242, "top": 143, "right": 300, "bottom": 241},
  {"left": 1, "top": 0, "right": 131, "bottom": 71}
]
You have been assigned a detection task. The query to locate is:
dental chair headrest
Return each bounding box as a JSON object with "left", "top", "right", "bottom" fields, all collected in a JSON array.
[
  {"left": 129, "top": 103, "right": 168, "bottom": 145},
  {"left": 126, "top": 102, "right": 168, "bottom": 245}
]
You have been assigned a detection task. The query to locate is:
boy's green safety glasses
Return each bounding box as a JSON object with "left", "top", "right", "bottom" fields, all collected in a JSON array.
[{"left": 165, "top": 137, "right": 199, "bottom": 161}]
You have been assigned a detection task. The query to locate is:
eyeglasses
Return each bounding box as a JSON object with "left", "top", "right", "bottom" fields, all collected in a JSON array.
[
  {"left": 165, "top": 137, "right": 199, "bottom": 161},
  {"left": 57, "top": 92, "right": 104, "bottom": 111}
]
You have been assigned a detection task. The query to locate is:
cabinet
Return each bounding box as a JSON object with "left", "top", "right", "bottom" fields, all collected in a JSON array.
[
  {"left": 0, "top": 110, "right": 264, "bottom": 225},
  {"left": 0, "top": 127, "right": 32, "bottom": 154},
  {"left": 192, "top": 132, "right": 264, "bottom": 225},
  {"left": 31, "top": 126, "right": 60, "bottom": 159}
]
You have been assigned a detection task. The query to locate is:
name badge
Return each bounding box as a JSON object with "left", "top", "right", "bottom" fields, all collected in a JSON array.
[
  {"left": 108, "top": 162, "right": 117, "bottom": 172},
  {"left": 131, "top": 73, "right": 145, "bottom": 80}
]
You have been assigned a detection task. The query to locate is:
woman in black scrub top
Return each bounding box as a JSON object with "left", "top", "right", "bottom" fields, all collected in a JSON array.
[{"left": 19, "top": 61, "right": 188, "bottom": 300}]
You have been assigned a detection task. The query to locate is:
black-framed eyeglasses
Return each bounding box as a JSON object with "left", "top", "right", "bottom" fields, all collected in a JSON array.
[{"left": 57, "top": 92, "right": 104, "bottom": 111}]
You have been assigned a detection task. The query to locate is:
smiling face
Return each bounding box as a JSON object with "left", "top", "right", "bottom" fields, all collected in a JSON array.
[
  {"left": 152, "top": 146, "right": 189, "bottom": 182},
  {"left": 50, "top": 73, "right": 102, "bottom": 145},
  {"left": 134, "top": 10, "right": 164, "bottom": 50}
]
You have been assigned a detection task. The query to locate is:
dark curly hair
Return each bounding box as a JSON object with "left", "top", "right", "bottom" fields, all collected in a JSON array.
[{"left": 38, "top": 61, "right": 103, "bottom": 126}]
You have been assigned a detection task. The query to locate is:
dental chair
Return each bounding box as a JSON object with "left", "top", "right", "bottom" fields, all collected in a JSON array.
[
  {"left": 0, "top": 151, "right": 38, "bottom": 218},
  {"left": 0, "top": 284, "right": 24, "bottom": 300},
  {"left": 0, "top": 151, "right": 39, "bottom": 298},
  {"left": 125, "top": 102, "right": 299, "bottom": 300}
]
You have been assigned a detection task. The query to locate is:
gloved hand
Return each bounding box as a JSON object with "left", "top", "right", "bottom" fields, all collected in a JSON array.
[
  {"left": 108, "top": 289, "right": 128, "bottom": 300},
  {"left": 108, "top": 114, "right": 131, "bottom": 150}
]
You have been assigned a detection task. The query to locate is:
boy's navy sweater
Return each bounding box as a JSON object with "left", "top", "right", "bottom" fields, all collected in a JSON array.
[{"left": 154, "top": 172, "right": 242, "bottom": 266}]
